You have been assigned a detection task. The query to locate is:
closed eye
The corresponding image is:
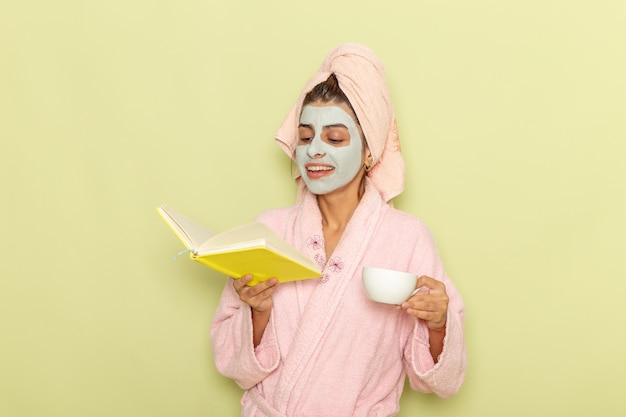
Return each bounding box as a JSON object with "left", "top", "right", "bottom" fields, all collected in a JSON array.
[
  {"left": 327, "top": 138, "right": 345, "bottom": 145},
  {"left": 298, "top": 125, "right": 315, "bottom": 144},
  {"left": 324, "top": 126, "right": 349, "bottom": 146}
]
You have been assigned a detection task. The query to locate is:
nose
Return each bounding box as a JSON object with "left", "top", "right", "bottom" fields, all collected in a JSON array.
[{"left": 306, "top": 134, "right": 325, "bottom": 158}]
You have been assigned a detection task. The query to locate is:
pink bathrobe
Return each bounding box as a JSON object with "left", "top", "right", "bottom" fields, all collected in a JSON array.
[{"left": 210, "top": 180, "right": 467, "bottom": 416}]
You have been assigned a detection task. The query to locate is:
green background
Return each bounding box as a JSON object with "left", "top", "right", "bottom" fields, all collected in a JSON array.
[{"left": 2, "top": 1, "right": 625, "bottom": 416}]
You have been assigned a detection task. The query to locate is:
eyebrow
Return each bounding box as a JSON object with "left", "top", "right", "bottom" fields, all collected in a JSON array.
[
  {"left": 323, "top": 123, "right": 349, "bottom": 130},
  {"left": 298, "top": 123, "right": 348, "bottom": 129}
]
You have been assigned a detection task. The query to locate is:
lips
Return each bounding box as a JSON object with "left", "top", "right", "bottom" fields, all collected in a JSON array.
[{"left": 305, "top": 163, "right": 335, "bottom": 179}]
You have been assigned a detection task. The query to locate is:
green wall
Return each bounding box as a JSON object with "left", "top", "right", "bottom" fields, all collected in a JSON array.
[{"left": 2, "top": 1, "right": 625, "bottom": 416}]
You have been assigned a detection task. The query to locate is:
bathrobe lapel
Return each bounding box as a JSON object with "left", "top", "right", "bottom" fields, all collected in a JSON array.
[{"left": 273, "top": 180, "right": 387, "bottom": 410}]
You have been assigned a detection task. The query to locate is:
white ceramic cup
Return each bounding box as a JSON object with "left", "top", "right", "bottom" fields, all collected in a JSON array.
[{"left": 362, "top": 266, "right": 419, "bottom": 305}]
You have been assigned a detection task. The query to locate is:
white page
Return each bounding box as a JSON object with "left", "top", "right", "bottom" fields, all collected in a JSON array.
[{"left": 160, "top": 206, "right": 215, "bottom": 249}]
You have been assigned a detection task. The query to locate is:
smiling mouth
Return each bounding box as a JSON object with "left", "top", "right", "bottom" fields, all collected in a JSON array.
[
  {"left": 307, "top": 165, "right": 334, "bottom": 172},
  {"left": 305, "top": 164, "right": 335, "bottom": 179}
]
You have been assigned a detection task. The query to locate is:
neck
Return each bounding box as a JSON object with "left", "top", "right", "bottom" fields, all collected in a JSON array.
[
  {"left": 317, "top": 175, "right": 367, "bottom": 231},
  {"left": 317, "top": 193, "right": 359, "bottom": 232},
  {"left": 315, "top": 175, "right": 368, "bottom": 259}
]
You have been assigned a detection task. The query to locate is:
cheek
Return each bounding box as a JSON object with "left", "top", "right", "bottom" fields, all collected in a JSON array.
[
  {"left": 294, "top": 145, "right": 309, "bottom": 167},
  {"left": 332, "top": 137, "right": 363, "bottom": 169}
]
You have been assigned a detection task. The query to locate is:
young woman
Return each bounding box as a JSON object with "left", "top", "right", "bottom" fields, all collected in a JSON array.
[{"left": 211, "top": 43, "right": 466, "bottom": 417}]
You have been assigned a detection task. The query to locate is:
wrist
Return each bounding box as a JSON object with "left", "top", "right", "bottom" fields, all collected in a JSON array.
[
  {"left": 428, "top": 323, "right": 447, "bottom": 333},
  {"left": 252, "top": 307, "right": 271, "bottom": 318}
]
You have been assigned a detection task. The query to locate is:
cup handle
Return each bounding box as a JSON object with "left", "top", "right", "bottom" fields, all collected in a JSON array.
[{"left": 409, "top": 288, "right": 420, "bottom": 297}]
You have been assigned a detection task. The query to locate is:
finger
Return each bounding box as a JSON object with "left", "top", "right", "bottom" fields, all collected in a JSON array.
[
  {"left": 424, "top": 300, "right": 445, "bottom": 313},
  {"left": 404, "top": 308, "right": 447, "bottom": 328},
  {"left": 243, "top": 280, "right": 279, "bottom": 309},
  {"left": 404, "top": 287, "right": 424, "bottom": 303},
  {"left": 402, "top": 293, "right": 449, "bottom": 312},
  {"left": 244, "top": 278, "right": 279, "bottom": 298},
  {"left": 232, "top": 274, "right": 253, "bottom": 291},
  {"left": 257, "top": 278, "right": 279, "bottom": 293},
  {"left": 416, "top": 275, "right": 441, "bottom": 289},
  {"left": 401, "top": 297, "right": 438, "bottom": 312}
]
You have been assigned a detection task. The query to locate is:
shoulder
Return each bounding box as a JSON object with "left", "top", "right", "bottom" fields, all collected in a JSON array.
[
  {"left": 382, "top": 205, "right": 433, "bottom": 237},
  {"left": 378, "top": 206, "right": 440, "bottom": 255}
]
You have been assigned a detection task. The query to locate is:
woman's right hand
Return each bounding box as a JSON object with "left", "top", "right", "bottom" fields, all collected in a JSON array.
[{"left": 232, "top": 274, "right": 279, "bottom": 314}]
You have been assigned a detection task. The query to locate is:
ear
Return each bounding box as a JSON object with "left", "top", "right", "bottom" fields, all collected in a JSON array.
[{"left": 364, "top": 146, "right": 374, "bottom": 170}]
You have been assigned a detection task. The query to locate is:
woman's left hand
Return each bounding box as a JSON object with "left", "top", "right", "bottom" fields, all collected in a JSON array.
[{"left": 400, "top": 275, "right": 449, "bottom": 330}]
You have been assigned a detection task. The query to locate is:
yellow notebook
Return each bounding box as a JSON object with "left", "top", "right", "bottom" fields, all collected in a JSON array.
[{"left": 156, "top": 205, "right": 321, "bottom": 286}]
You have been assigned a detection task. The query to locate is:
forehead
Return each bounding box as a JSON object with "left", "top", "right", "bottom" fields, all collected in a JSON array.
[{"left": 299, "top": 104, "right": 358, "bottom": 128}]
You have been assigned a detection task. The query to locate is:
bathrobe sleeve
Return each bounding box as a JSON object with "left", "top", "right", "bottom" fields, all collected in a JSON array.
[
  {"left": 403, "top": 219, "right": 467, "bottom": 398},
  {"left": 210, "top": 278, "right": 281, "bottom": 390}
]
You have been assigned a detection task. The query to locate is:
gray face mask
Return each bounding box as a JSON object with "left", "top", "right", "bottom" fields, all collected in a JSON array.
[{"left": 296, "top": 105, "right": 363, "bottom": 195}]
